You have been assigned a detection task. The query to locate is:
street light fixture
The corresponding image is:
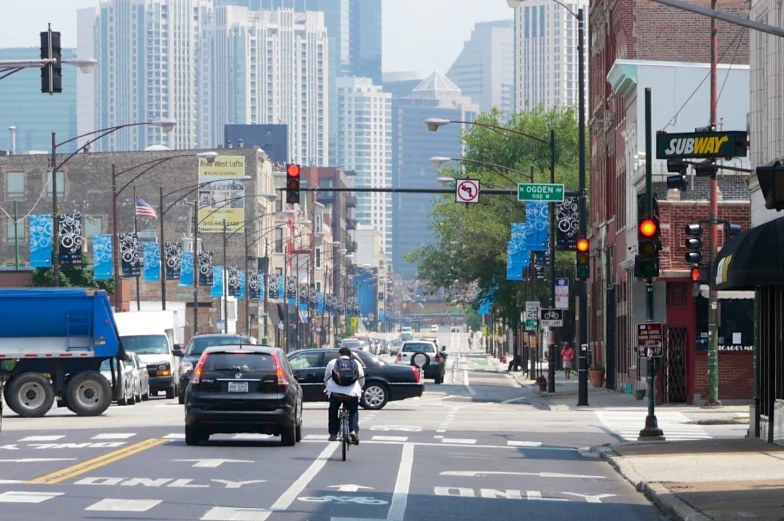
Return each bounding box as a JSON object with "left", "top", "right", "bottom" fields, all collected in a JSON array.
[
  {"left": 436, "top": 177, "right": 455, "bottom": 187},
  {"left": 62, "top": 57, "right": 98, "bottom": 74},
  {"left": 425, "top": 118, "right": 451, "bottom": 131}
]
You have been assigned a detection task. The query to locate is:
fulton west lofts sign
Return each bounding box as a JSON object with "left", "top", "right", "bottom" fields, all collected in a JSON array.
[
  {"left": 198, "top": 156, "right": 246, "bottom": 233},
  {"left": 656, "top": 130, "right": 748, "bottom": 159}
]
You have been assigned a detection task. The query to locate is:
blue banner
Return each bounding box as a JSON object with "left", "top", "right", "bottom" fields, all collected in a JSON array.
[
  {"left": 179, "top": 251, "right": 194, "bottom": 287},
  {"left": 29, "top": 214, "right": 53, "bottom": 268},
  {"left": 92, "top": 234, "right": 113, "bottom": 280},
  {"left": 300, "top": 302, "right": 309, "bottom": 323},
  {"left": 524, "top": 201, "right": 549, "bottom": 251},
  {"left": 143, "top": 243, "right": 161, "bottom": 282},
  {"left": 211, "top": 266, "right": 224, "bottom": 298},
  {"left": 278, "top": 274, "right": 285, "bottom": 299},
  {"left": 317, "top": 291, "right": 324, "bottom": 313},
  {"left": 238, "top": 270, "right": 246, "bottom": 300}
]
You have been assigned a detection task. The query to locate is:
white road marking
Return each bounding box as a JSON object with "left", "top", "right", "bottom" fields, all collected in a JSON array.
[
  {"left": 0, "top": 458, "right": 77, "bottom": 463},
  {"left": 371, "top": 436, "right": 409, "bottom": 442},
  {"left": 91, "top": 433, "right": 136, "bottom": 440},
  {"left": 304, "top": 434, "right": 330, "bottom": 440},
  {"left": 507, "top": 440, "right": 543, "bottom": 447},
  {"left": 501, "top": 396, "right": 528, "bottom": 404},
  {"left": 301, "top": 439, "right": 575, "bottom": 451},
  {"left": 231, "top": 434, "right": 272, "bottom": 440},
  {"left": 18, "top": 435, "right": 65, "bottom": 442},
  {"left": 328, "top": 484, "right": 375, "bottom": 492},
  {"left": 85, "top": 499, "right": 162, "bottom": 512},
  {"left": 163, "top": 433, "right": 185, "bottom": 439},
  {"left": 0, "top": 491, "right": 63, "bottom": 503},
  {"left": 174, "top": 459, "right": 254, "bottom": 468},
  {"left": 563, "top": 492, "right": 616, "bottom": 503},
  {"left": 441, "top": 471, "right": 606, "bottom": 479},
  {"left": 0, "top": 480, "right": 24, "bottom": 485},
  {"left": 202, "top": 507, "right": 271, "bottom": 521},
  {"left": 388, "top": 443, "right": 414, "bottom": 521},
  {"left": 267, "top": 443, "right": 339, "bottom": 513},
  {"left": 441, "top": 438, "right": 476, "bottom": 445},
  {"left": 464, "top": 370, "right": 476, "bottom": 396},
  {"left": 596, "top": 411, "right": 712, "bottom": 441}
]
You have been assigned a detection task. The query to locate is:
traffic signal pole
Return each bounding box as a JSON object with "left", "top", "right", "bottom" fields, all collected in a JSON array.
[{"left": 639, "top": 88, "right": 664, "bottom": 440}]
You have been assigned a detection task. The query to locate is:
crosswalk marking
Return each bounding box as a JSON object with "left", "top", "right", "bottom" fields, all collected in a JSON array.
[
  {"left": 18, "top": 435, "right": 65, "bottom": 442},
  {"left": 86, "top": 499, "right": 162, "bottom": 512},
  {"left": 371, "top": 436, "right": 409, "bottom": 442},
  {"left": 163, "top": 433, "right": 185, "bottom": 439},
  {"left": 304, "top": 434, "right": 330, "bottom": 440},
  {"left": 201, "top": 506, "right": 271, "bottom": 520},
  {"left": 0, "top": 491, "right": 63, "bottom": 504},
  {"left": 507, "top": 440, "right": 543, "bottom": 447},
  {"left": 596, "top": 411, "right": 712, "bottom": 441},
  {"left": 91, "top": 433, "right": 136, "bottom": 440},
  {"left": 441, "top": 438, "right": 476, "bottom": 445}
]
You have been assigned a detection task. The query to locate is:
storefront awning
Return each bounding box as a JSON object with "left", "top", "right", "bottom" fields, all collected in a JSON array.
[{"left": 715, "top": 216, "right": 784, "bottom": 290}]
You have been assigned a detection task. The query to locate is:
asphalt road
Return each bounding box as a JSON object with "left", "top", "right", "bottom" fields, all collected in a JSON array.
[{"left": 0, "top": 332, "right": 669, "bottom": 521}]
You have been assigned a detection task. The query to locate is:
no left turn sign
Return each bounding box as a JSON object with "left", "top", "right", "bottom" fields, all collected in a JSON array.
[{"left": 455, "top": 179, "right": 480, "bottom": 204}]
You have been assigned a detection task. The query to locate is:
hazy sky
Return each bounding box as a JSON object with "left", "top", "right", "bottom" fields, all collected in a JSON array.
[{"left": 0, "top": 0, "right": 513, "bottom": 75}]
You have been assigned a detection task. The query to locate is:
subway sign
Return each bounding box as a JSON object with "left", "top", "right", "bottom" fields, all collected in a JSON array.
[{"left": 656, "top": 130, "right": 747, "bottom": 159}]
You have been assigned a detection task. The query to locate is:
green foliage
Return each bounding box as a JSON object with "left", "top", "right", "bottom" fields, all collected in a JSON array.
[
  {"left": 405, "top": 106, "right": 590, "bottom": 324},
  {"left": 30, "top": 266, "right": 115, "bottom": 294},
  {"left": 465, "top": 307, "right": 482, "bottom": 332}
]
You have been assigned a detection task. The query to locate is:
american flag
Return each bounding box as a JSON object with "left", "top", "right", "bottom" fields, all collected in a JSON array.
[{"left": 135, "top": 197, "right": 158, "bottom": 219}]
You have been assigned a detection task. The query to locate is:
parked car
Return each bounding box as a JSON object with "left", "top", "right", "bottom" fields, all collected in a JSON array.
[
  {"left": 177, "top": 333, "right": 255, "bottom": 404},
  {"left": 0, "top": 378, "right": 4, "bottom": 433},
  {"left": 396, "top": 340, "right": 446, "bottom": 384},
  {"left": 287, "top": 348, "right": 423, "bottom": 410},
  {"left": 450, "top": 326, "right": 460, "bottom": 333},
  {"left": 99, "top": 358, "right": 136, "bottom": 405},
  {"left": 126, "top": 352, "right": 150, "bottom": 402},
  {"left": 430, "top": 324, "right": 439, "bottom": 333},
  {"left": 389, "top": 340, "right": 404, "bottom": 356},
  {"left": 341, "top": 338, "right": 364, "bottom": 351},
  {"left": 183, "top": 345, "right": 302, "bottom": 446}
]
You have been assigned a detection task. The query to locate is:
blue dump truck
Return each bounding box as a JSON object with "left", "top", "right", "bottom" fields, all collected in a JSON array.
[{"left": 0, "top": 288, "right": 127, "bottom": 418}]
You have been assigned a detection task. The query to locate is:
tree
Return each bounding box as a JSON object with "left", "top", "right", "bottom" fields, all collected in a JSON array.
[
  {"left": 30, "top": 266, "right": 115, "bottom": 294},
  {"left": 405, "top": 106, "right": 589, "bottom": 325},
  {"left": 465, "top": 307, "right": 482, "bottom": 332}
]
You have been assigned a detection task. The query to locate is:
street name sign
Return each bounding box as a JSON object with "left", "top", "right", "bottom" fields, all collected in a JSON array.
[
  {"left": 517, "top": 183, "right": 565, "bottom": 202},
  {"left": 636, "top": 322, "right": 664, "bottom": 358}
]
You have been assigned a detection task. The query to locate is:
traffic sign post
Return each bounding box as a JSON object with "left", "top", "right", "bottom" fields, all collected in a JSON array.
[
  {"left": 637, "top": 322, "right": 663, "bottom": 359},
  {"left": 455, "top": 179, "right": 480, "bottom": 204},
  {"left": 517, "top": 183, "right": 565, "bottom": 202}
]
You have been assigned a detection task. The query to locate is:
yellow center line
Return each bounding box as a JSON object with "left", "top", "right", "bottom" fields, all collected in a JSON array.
[{"left": 26, "top": 438, "right": 169, "bottom": 485}]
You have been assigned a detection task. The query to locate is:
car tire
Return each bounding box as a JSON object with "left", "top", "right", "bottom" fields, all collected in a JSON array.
[
  {"left": 141, "top": 391, "right": 150, "bottom": 401},
  {"left": 296, "top": 419, "right": 303, "bottom": 442},
  {"left": 166, "top": 385, "right": 175, "bottom": 399},
  {"left": 434, "top": 375, "right": 443, "bottom": 384},
  {"left": 281, "top": 423, "right": 297, "bottom": 446},
  {"left": 361, "top": 382, "right": 389, "bottom": 410},
  {"left": 65, "top": 371, "right": 113, "bottom": 416},
  {"left": 178, "top": 394, "right": 185, "bottom": 405},
  {"left": 5, "top": 373, "right": 55, "bottom": 418},
  {"left": 185, "top": 426, "right": 206, "bottom": 446}
]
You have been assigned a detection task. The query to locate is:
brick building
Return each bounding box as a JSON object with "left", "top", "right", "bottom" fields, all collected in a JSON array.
[
  {"left": 588, "top": 0, "right": 753, "bottom": 403},
  {"left": 0, "top": 147, "right": 276, "bottom": 342}
]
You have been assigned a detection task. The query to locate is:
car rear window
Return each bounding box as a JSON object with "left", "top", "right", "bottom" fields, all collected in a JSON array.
[
  {"left": 402, "top": 343, "right": 435, "bottom": 353},
  {"left": 187, "top": 336, "right": 246, "bottom": 355},
  {"left": 202, "top": 353, "right": 275, "bottom": 372},
  {"left": 342, "top": 340, "right": 361, "bottom": 347}
]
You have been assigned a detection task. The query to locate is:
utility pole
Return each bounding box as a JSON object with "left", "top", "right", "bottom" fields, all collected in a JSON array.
[
  {"left": 133, "top": 186, "right": 140, "bottom": 311},
  {"left": 548, "top": 128, "right": 556, "bottom": 393},
  {"left": 706, "top": 0, "right": 721, "bottom": 407},
  {"left": 193, "top": 199, "right": 199, "bottom": 335},
  {"left": 576, "top": 7, "right": 589, "bottom": 407},
  {"left": 13, "top": 201, "right": 19, "bottom": 270}
]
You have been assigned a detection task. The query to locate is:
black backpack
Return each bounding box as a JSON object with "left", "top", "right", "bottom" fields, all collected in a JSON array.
[{"left": 331, "top": 358, "right": 359, "bottom": 386}]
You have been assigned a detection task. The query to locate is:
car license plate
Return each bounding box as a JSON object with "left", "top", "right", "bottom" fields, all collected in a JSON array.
[{"left": 228, "top": 382, "right": 248, "bottom": 393}]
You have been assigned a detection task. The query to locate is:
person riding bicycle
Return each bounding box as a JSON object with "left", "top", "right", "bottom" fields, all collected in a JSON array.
[{"left": 325, "top": 346, "right": 365, "bottom": 445}]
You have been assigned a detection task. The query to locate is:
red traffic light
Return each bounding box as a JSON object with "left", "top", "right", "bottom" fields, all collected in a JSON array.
[
  {"left": 639, "top": 218, "right": 658, "bottom": 237},
  {"left": 287, "top": 164, "right": 301, "bottom": 177},
  {"left": 576, "top": 239, "right": 589, "bottom": 253},
  {"left": 691, "top": 267, "right": 700, "bottom": 282}
]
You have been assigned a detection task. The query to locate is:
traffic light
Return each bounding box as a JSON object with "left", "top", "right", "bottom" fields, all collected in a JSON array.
[
  {"left": 690, "top": 266, "right": 709, "bottom": 283},
  {"left": 666, "top": 159, "right": 689, "bottom": 191},
  {"left": 635, "top": 216, "right": 661, "bottom": 278},
  {"left": 576, "top": 238, "right": 590, "bottom": 280},
  {"left": 684, "top": 223, "right": 703, "bottom": 264},
  {"left": 756, "top": 162, "right": 784, "bottom": 210},
  {"left": 694, "top": 162, "right": 718, "bottom": 177},
  {"left": 40, "top": 29, "right": 62, "bottom": 94},
  {"left": 286, "top": 163, "right": 301, "bottom": 204}
]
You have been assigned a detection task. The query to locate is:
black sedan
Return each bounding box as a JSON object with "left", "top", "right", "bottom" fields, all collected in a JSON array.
[
  {"left": 184, "top": 345, "right": 303, "bottom": 446},
  {"left": 287, "top": 348, "right": 424, "bottom": 410},
  {"left": 177, "top": 333, "right": 255, "bottom": 404}
]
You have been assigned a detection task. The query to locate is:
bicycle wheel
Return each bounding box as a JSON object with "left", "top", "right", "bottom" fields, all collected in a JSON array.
[{"left": 341, "top": 415, "right": 348, "bottom": 461}]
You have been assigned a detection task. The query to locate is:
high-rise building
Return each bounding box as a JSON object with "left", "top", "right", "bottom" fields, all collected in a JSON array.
[
  {"left": 335, "top": 77, "right": 391, "bottom": 260},
  {"left": 0, "top": 47, "right": 78, "bottom": 153},
  {"left": 446, "top": 20, "right": 514, "bottom": 119},
  {"left": 509, "top": 0, "right": 589, "bottom": 111},
  {"left": 77, "top": 0, "right": 211, "bottom": 152},
  {"left": 391, "top": 71, "right": 479, "bottom": 279},
  {"left": 201, "top": 7, "right": 329, "bottom": 165}
]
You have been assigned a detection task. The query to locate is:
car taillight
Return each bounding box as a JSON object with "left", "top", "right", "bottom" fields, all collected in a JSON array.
[
  {"left": 271, "top": 353, "right": 289, "bottom": 385},
  {"left": 397, "top": 353, "right": 402, "bottom": 361},
  {"left": 435, "top": 353, "right": 441, "bottom": 362},
  {"left": 412, "top": 366, "right": 420, "bottom": 383},
  {"left": 190, "top": 352, "right": 209, "bottom": 385}
]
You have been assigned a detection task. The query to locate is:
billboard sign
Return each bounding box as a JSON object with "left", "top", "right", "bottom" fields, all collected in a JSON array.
[{"left": 197, "top": 155, "right": 246, "bottom": 233}]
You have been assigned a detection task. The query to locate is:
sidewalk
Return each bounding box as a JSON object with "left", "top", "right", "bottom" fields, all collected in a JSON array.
[{"left": 594, "top": 438, "right": 784, "bottom": 521}]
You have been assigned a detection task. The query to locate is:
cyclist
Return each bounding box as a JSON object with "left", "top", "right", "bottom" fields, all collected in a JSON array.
[{"left": 325, "top": 346, "right": 365, "bottom": 444}]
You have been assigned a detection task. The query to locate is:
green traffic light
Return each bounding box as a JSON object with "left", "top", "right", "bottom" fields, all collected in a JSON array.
[
  {"left": 639, "top": 260, "right": 658, "bottom": 278},
  {"left": 577, "top": 266, "right": 589, "bottom": 278}
]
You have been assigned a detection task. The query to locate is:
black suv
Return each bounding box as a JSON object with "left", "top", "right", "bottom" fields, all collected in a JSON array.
[
  {"left": 177, "top": 333, "right": 255, "bottom": 404},
  {"left": 183, "top": 345, "right": 302, "bottom": 446}
]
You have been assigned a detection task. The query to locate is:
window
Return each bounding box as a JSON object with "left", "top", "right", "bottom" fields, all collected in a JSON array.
[
  {"left": 47, "top": 171, "right": 65, "bottom": 198},
  {"left": 275, "top": 228, "right": 283, "bottom": 253},
  {"left": 84, "top": 216, "right": 102, "bottom": 238},
  {"left": 315, "top": 246, "right": 321, "bottom": 268},
  {"left": 288, "top": 351, "right": 323, "bottom": 369},
  {"left": 315, "top": 281, "right": 322, "bottom": 292},
  {"left": 315, "top": 213, "right": 323, "bottom": 233},
  {"left": 6, "top": 172, "right": 24, "bottom": 198},
  {"left": 6, "top": 216, "right": 25, "bottom": 244}
]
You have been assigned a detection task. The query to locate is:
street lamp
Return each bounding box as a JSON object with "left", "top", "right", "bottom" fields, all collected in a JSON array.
[
  {"left": 430, "top": 156, "right": 536, "bottom": 185},
  {"left": 111, "top": 151, "right": 217, "bottom": 312},
  {"left": 50, "top": 119, "right": 177, "bottom": 286}
]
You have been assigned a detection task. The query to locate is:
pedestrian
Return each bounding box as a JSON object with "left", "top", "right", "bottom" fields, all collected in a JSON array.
[
  {"left": 508, "top": 345, "right": 522, "bottom": 372},
  {"left": 561, "top": 342, "right": 575, "bottom": 379}
]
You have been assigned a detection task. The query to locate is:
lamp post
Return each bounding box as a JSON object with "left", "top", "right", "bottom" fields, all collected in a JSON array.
[
  {"left": 111, "top": 152, "right": 216, "bottom": 312},
  {"left": 51, "top": 119, "right": 176, "bottom": 287}
]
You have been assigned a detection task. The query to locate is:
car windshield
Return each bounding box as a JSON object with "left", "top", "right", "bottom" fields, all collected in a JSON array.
[
  {"left": 403, "top": 343, "right": 436, "bottom": 353},
  {"left": 121, "top": 335, "right": 169, "bottom": 355},
  {"left": 202, "top": 352, "right": 275, "bottom": 372},
  {"left": 187, "top": 336, "right": 246, "bottom": 356},
  {"left": 99, "top": 359, "right": 124, "bottom": 372},
  {"left": 342, "top": 340, "right": 361, "bottom": 347}
]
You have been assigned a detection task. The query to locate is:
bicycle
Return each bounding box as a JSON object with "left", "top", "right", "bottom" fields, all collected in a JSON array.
[{"left": 338, "top": 403, "right": 350, "bottom": 461}]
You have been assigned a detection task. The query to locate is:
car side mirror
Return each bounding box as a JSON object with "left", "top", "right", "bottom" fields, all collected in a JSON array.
[{"left": 173, "top": 348, "right": 184, "bottom": 357}]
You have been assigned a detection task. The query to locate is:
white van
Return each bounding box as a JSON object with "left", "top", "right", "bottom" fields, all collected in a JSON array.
[{"left": 113, "top": 311, "right": 181, "bottom": 399}]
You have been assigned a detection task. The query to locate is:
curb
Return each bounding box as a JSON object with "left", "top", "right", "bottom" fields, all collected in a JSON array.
[{"left": 593, "top": 446, "right": 714, "bottom": 521}]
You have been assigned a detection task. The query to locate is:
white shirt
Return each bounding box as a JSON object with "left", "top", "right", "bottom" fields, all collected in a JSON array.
[{"left": 324, "top": 356, "right": 365, "bottom": 398}]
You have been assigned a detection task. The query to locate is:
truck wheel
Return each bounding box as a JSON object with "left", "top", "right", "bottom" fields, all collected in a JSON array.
[
  {"left": 166, "top": 385, "right": 175, "bottom": 399},
  {"left": 6, "top": 373, "right": 54, "bottom": 417},
  {"left": 65, "top": 371, "right": 112, "bottom": 416}
]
